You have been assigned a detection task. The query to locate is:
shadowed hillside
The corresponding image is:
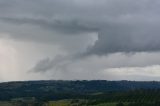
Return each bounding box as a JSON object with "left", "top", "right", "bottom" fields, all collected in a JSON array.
[{"left": 1, "top": 80, "right": 160, "bottom": 101}]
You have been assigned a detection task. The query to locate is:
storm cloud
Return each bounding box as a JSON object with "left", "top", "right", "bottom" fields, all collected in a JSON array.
[
  {"left": 0, "top": 0, "right": 160, "bottom": 80},
  {"left": 0, "top": 0, "right": 160, "bottom": 54}
]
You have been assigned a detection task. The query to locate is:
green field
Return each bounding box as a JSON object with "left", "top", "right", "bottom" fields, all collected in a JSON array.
[
  {"left": 47, "top": 100, "right": 70, "bottom": 106},
  {"left": 0, "top": 102, "right": 12, "bottom": 106},
  {"left": 0, "top": 100, "right": 122, "bottom": 106},
  {"left": 0, "top": 99, "right": 159, "bottom": 106}
]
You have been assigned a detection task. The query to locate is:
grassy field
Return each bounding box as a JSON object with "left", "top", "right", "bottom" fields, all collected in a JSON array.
[
  {"left": 47, "top": 100, "right": 70, "bottom": 106},
  {"left": 0, "top": 102, "right": 12, "bottom": 106},
  {"left": 94, "top": 102, "right": 129, "bottom": 106},
  {"left": 94, "top": 103, "right": 117, "bottom": 106},
  {"left": 46, "top": 100, "right": 128, "bottom": 106},
  {"left": 0, "top": 99, "right": 156, "bottom": 106},
  {"left": 46, "top": 99, "right": 88, "bottom": 106}
]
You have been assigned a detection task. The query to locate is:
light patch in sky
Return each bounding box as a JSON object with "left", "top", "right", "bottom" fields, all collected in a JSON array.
[
  {"left": 102, "top": 65, "right": 160, "bottom": 81},
  {"left": 0, "top": 36, "right": 19, "bottom": 81}
]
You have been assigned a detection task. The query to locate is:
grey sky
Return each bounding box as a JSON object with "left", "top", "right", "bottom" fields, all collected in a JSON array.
[{"left": 0, "top": 0, "right": 160, "bottom": 81}]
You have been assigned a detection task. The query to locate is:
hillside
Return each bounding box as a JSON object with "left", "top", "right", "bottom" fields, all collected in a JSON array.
[{"left": 0, "top": 80, "right": 160, "bottom": 101}]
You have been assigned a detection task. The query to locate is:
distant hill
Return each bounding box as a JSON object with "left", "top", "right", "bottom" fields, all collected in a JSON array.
[{"left": 0, "top": 80, "right": 160, "bottom": 101}]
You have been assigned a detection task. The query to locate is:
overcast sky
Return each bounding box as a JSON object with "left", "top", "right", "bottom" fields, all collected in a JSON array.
[{"left": 1, "top": 0, "right": 160, "bottom": 81}]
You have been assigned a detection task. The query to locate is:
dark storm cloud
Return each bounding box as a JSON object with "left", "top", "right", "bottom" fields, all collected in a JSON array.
[
  {"left": 0, "top": 0, "right": 160, "bottom": 55},
  {"left": 0, "top": 17, "right": 98, "bottom": 34},
  {"left": 87, "top": 23, "right": 160, "bottom": 55},
  {"left": 1, "top": 0, "right": 160, "bottom": 74}
]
